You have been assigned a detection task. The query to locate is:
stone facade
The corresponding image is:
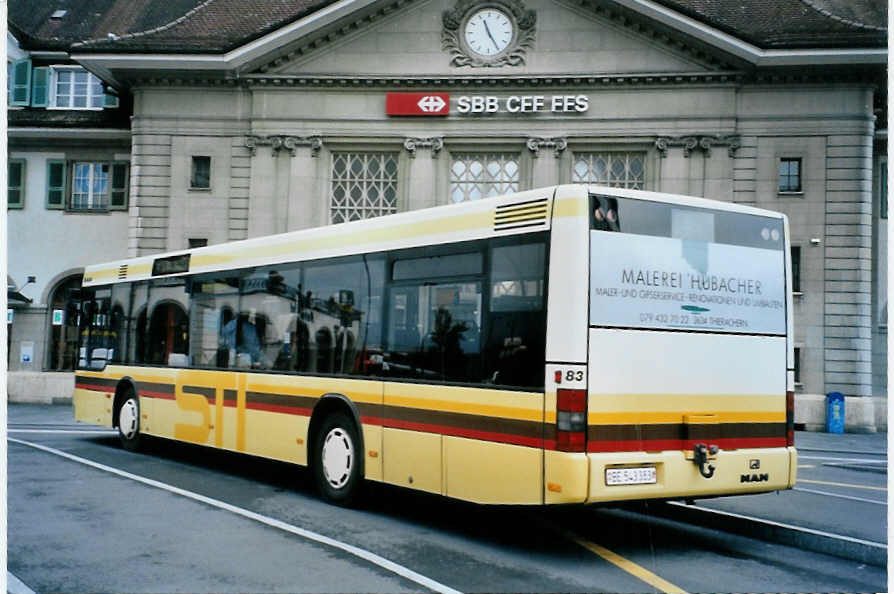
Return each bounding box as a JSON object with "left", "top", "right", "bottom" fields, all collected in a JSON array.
[{"left": 7, "top": 0, "right": 887, "bottom": 430}]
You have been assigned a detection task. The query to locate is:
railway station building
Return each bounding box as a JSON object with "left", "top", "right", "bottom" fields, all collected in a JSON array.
[{"left": 6, "top": 0, "right": 888, "bottom": 431}]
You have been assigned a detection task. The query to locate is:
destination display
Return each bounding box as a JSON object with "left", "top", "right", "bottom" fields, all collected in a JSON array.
[{"left": 590, "top": 232, "right": 786, "bottom": 335}]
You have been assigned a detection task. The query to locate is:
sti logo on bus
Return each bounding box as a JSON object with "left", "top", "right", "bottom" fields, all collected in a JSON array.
[{"left": 386, "top": 93, "right": 450, "bottom": 116}]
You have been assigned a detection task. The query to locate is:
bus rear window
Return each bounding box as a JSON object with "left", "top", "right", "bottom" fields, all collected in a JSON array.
[
  {"left": 589, "top": 195, "right": 786, "bottom": 335},
  {"left": 590, "top": 195, "right": 784, "bottom": 251}
]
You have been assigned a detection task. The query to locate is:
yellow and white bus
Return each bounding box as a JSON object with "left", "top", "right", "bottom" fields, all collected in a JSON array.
[{"left": 74, "top": 184, "right": 796, "bottom": 505}]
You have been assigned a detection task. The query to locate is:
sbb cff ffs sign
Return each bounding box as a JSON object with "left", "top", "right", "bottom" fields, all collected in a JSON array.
[{"left": 386, "top": 93, "right": 450, "bottom": 116}]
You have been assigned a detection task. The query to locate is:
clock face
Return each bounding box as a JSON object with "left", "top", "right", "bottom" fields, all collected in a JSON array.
[{"left": 464, "top": 8, "right": 514, "bottom": 57}]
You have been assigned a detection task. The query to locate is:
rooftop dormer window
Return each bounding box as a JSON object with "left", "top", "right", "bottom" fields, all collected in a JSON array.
[
  {"left": 50, "top": 66, "right": 105, "bottom": 109},
  {"left": 9, "top": 60, "right": 118, "bottom": 109}
]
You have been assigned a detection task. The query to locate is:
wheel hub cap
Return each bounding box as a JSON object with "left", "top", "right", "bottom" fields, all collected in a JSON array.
[
  {"left": 322, "top": 428, "right": 354, "bottom": 489},
  {"left": 119, "top": 398, "right": 138, "bottom": 439}
]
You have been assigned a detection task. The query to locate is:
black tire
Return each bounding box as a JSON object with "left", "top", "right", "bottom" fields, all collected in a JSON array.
[
  {"left": 312, "top": 412, "right": 362, "bottom": 505},
  {"left": 117, "top": 391, "right": 142, "bottom": 452}
]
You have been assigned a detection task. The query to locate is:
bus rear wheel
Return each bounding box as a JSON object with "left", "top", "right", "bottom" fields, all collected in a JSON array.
[
  {"left": 313, "top": 412, "right": 361, "bottom": 505},
  {"left": 117, "top": 391, "right": 141, "bottom": 452}
]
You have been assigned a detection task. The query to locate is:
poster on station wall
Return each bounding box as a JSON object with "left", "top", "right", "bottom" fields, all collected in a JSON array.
[{"left": 589, "top": 232, "right": 786, "bottom": 335}]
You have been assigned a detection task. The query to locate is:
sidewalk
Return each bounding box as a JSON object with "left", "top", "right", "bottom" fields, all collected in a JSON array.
[{"left": 793, "top": 429, "right": 888, "bottom": 453}]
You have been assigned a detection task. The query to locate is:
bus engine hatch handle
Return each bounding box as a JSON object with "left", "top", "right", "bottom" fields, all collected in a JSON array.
[{"left": 693, "top": 443, "right": 718, "bottom": 479}]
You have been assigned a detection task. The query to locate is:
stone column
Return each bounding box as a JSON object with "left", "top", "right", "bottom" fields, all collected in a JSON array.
[
  {"left": 824, "top": 132, "right": 875, "bottom": 416},
  {"left": 129, "top": 133, "right": 172, "bottom": 256},
  {"left": 527, "top": 137, "right": 566, "bottom": 188},
  {"left": 404, "top": 137, "right": 443, "bottom": 211},
  {"left": 287, "top": 136, "right": 324, "bottom": 230},
  {"left": 245, "top": 137, "right": 277, "bottom": 238}
]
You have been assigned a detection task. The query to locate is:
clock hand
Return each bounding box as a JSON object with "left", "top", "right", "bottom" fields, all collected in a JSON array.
[{"left": 483, "top": 20, "right": 500, "bottom": 51}]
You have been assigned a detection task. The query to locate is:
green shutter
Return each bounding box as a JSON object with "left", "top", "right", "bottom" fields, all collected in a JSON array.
[
  {"left": 31, "top": 67, "right": 49, "bottom": 107},
  {"left": 103, "top": 91, "right": 120, "bottom": 108},
  {"left": 110, "top": 162, "right": 128, "bottom": 210},
  {"left": 46, "top": 160, "right": 66, "bottom": 209},
  {"left": 8, "top": 160, "right": 25, "bottom": 209},
  {"left": 11, "top": 59, "right": 32, "bottom": 106}
]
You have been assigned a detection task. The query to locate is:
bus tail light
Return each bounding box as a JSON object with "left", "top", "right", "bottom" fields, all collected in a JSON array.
[
  {"left": 786, "top": 390, "right": 795, "bottom": 447},
  {"left": 557, "top": 388, "right": 587, "bottom": 452}
]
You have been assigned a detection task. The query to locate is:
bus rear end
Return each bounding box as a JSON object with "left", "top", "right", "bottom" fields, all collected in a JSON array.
[{"left": 546, "top": 186, "right": 795, "bottom": 504}]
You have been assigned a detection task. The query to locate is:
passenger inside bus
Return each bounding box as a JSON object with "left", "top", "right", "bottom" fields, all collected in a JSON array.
[{"left": 221, "top": 311, "right": 264, "bottom": 368}]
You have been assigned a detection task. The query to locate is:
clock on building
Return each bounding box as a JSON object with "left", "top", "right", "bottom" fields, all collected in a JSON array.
[
  {"left": 443, "top": 0, "right": 536, "bottom": 67},
  {"left": 464, "top": 8, "right": 515, "bottom": 57}
]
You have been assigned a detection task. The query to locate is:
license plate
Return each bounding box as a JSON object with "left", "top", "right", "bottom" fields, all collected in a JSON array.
[{"left": 605, "top": 466, "right": 657, "bottom": 486}]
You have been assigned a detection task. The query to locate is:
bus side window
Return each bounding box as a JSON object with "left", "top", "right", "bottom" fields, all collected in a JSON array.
[
  {"left": 147, "top": 278, "right": 190, "bottom": 366},
  {"left": 484, "top": 241, "right": 547, "bottom": 389}
]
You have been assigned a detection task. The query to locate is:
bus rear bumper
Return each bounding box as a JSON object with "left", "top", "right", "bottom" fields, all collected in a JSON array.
[{"left": 585, "top": 447, "right": 796, "bottom": 503}]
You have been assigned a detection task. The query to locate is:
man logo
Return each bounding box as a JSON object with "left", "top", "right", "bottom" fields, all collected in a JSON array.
[
  {"left": 741, "top": 473, "right": 769, "bottom": 483},
  {"left": 749, "top": 459, "right": 761, "bottom": 470},
  {"left": 417, "top": 95, "right": 447, "bottom": 113}
]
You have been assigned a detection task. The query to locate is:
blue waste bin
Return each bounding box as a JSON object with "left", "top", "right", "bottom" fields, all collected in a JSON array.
[{"left": 825, "top": 391, "right": 845, "bottom": 434}]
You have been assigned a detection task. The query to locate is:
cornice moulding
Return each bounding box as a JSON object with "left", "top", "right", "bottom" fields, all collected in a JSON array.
[{"left": 69, "top": 0, "right": 886, "bottom": 86}]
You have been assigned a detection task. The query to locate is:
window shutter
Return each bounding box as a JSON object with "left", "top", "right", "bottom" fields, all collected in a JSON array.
[
  {"left": 8, "top": 160, "right": 25, "bottom": 209},
  {"left": 103, "top": 91, "right": 120, "bottom": 108},
  {"left": 110, "top": 162, "right": 129, "bottom": 210},
  {"left": 31, "top": 67, "right": 49, "bottom": 107},
  {"left": 11, "top": 59, "right": 32, "bottom": 106},
  {"left": 46, "top": 160, "right": 66, "bottom": 209}
]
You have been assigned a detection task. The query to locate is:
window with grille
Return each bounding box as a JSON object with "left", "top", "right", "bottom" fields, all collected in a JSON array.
[
  {"left": 330, "top": 152, "right": 399, "bottom": 223},
  {"left": 572, "top": 152, "right": 645, "bottom": 189},
  {"left": 450, "top": 153, "right": 520, "bottom": 203}
]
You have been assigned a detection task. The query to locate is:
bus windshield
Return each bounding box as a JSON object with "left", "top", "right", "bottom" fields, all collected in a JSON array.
[{"left": 589, "top": 195, "right": 787, "bottom": 335}]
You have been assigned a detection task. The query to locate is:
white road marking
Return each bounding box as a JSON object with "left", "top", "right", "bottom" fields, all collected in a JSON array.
[
  {"left": 9, "top": 437, "right": 463, "bottom": 594},
  {"left": 7, "top": 571, "right": 37, "bottom": 594},
  {"left": 793, "top": 487, "right": 886, "bottom": 506},
  {"left": 797, "top": 455, "right": 887, "bottom": 464},
  {"left": 668, "top": 501, "right": 887, "bottom": 549},
  {"left": 8, "top": 429, "right": 117, "bottom": 435}
]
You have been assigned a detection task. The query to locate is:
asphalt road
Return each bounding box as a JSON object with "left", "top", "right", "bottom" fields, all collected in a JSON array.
[{"left": 6, "top": 404, "right": 888, "bottom": 593}]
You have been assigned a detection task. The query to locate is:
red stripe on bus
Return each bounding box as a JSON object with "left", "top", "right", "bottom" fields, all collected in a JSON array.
[
  {"left": 75, "top": 382, "right": 115, "bottom": 393},
  {"left": 384, "top": 418, "right": 542, "bottom": 448},
  {"left": 585, "top": 436, "right": 787, "bottom": 453},
  {"left": 245, "top": 402, "right": 312, "bottom": 416},
  {"left": 142, "top": 391, "right": 176, "bottom": 400}
]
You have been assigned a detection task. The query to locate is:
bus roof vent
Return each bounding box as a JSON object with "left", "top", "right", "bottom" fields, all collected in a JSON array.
[
  {"left": 494, "top": 198, "right": 549, "bottom": 232},
  {"left": 117, "top": 265, "right": 128, "bottom": 280}
]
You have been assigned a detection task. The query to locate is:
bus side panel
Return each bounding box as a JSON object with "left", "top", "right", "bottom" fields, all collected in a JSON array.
[
  {"left": 242, "top": 375, "right": 382, "bottom": 467},
  {"left": 443, "top": 437, "right": 543, "bottom": 504},
  {"left": 383, "top": 427, "right": 443, "bottom": 494},
  {"left": 132, "top": 368, "right": 185, "bottom": 440},
  {"left": 382, "top": 382, "right": 544, "bottom": 502},
  {"left": 543, "top": 186, "right": 591, "bottom": 503},
  {"left": 73, "top": 372, "right": 114, "bottom": 428}
]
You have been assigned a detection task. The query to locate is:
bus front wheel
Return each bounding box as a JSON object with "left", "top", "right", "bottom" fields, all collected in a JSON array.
[
  {"left": 313, "top": 412, "right": 361, "bottom": 505},
  {"left": 117, "top": 391, "right": 141, "bottom": 452}
]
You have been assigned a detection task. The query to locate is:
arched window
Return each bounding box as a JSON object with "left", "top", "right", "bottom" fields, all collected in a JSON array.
[
  {"left": 147, "top": 302, "right": 189, "bottom": 365},
  {"left": 47, "top": 274, "right": 84, "bottom": 371}
]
